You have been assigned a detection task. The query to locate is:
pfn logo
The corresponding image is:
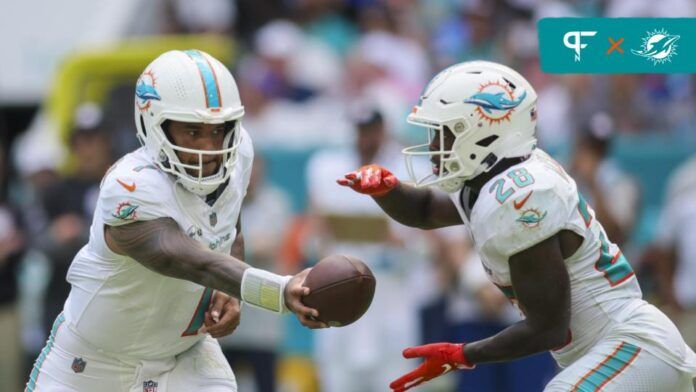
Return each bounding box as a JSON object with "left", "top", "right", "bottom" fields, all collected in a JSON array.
[{"left": 563, "top": 31, "right": 597, "bottom": 61}]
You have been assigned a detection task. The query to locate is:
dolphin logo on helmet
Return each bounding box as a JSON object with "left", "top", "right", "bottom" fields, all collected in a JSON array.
[
  {"left": 135, "top": 81, "right": 161, "bottom": 102},
  {"left": 135, "top": 70, "right": 161, "bottom": 112},
  {"left": 464, "top": 90, "right": 527, "bottom": 114}
]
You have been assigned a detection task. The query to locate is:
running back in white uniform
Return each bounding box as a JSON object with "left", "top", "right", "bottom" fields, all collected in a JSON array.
[
  {"left": 26, "top": 128, "right": 253, "bottom": 392},
  {"left": 449, "top": 149, "right": 696, "bottom": 390}
]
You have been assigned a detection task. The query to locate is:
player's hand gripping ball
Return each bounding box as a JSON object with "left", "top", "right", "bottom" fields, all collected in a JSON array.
[
  {"left": 301, "top": 255, "right": 376, "bottom": 327},
  {"left": 337, "top": 164, "right": 399, "bottom": 197}
]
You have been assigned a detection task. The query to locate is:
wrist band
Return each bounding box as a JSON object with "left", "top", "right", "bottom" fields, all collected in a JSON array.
[{"left": 241, "top": 268, "right": 292, "bottom": 313}]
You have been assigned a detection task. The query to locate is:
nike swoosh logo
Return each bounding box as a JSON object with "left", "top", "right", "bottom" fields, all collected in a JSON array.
[
  {"left": 116, "top": 179, "right": 136, "bottom": 192},
  {"left": 513, "top": 191, "right": 533, "bottom": 210},
  {"left": 441, "top": 364, "right": 453, "bottom": 374}
]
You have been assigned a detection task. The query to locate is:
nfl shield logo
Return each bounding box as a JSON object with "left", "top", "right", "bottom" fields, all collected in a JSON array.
[
  {"left": 143, "top": 380, "right": 158, "bottom": 392},
  {"left": 209, "top": 212, "right": 217, "bottom": 227},
  {"left": 71, "top": 357, "right": 86, "bottom": 373}
]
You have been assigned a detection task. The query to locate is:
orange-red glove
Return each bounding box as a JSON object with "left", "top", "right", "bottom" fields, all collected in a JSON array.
[
  {"left": 336, "top": 164, "right": 399, "bottom": 197},
  {"left": 389, "top": 343, "right": 474, "bottom": 392}
]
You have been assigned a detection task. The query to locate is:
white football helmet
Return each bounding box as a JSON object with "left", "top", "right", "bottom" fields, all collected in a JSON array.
[
  {"left": 134, "top": 50, "right": 245, "bottom": 195},
  {"left": 404, "top": 61, "right": 538, "bottom": 193}
]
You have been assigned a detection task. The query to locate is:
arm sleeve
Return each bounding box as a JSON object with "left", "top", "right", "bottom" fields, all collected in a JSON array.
[
  {"left": 100, "top": 170, "right": 172, "bottom": 227},
  {"left": 485, "top": 186, "right": 573, "bottom": 258}
]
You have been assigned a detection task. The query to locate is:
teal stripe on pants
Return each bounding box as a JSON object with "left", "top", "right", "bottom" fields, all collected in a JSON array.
[
  {"left": 573, "top": 342, "right": 641, "bottom": 391},
  {"left": 26, "top": 313, "right": 66, "bottom": 392}
]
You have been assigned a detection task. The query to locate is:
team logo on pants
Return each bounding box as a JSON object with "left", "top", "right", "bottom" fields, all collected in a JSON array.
[
  {"left": 143, "top": 380, "right": 158, "bottom": 392},
  {"left": 71, "top": 357, "right": 86, "bottom": 373}
]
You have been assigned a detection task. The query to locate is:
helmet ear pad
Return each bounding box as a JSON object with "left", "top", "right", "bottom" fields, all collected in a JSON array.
[{"left": 437, "top": 118, "right": 505, "bottom": 181}]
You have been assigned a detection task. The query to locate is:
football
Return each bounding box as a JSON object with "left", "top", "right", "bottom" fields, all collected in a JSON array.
[{"left": 302, "top": 255, "right": 376, "bottom": 327}]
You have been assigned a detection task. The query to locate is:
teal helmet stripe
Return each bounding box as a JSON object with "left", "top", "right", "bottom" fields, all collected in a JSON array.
[{"left": 184, "top": 50, "right": 222, "bottom": 108}]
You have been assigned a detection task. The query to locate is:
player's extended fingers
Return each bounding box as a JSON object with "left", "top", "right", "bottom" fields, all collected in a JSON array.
[
  {"left": 205, "top": 303, "right": 241, "bottom": 337},
  {"left": 199, "top": 311, "right": 214, "bottom": 334},
  {"left": 288, "top": 295, "right": 319, "bottom": 319},
  {"left": 296, "top": 312, "right": 328, "bottom": 329},
  {"left": 287, "top": 295, "right": 326, "bottom": 328},
  {"left": 391, "top": 376, "right": 426, "bottom": 392},
  {"left": 401, "top": 376, "right": 425, "bottom": 391},
  {"left": 285, "top": 282, "right": 317, "bottom": 318},
  {"left": 207, "top": 321, "right": 237, "bottom": 338},
  {"left": 402, "top": 347, "right": 421, "bottom": 359},
  {"left": 336, "top": 178, "right": 354, "bottom": 186},
  {"left": 390, "top": 367, "right": 425, "bottom": 391},
  {"left": 209, "top": 291, "right": 226, "bottom": 323},
  {"left": 337, "top": 171, "right": 358, "bottom": 187},
  {"left": 402, "top": 345, "right": 432, "bottom": 359},
  {"left": 208, "top": 323, "right": 238, "bottom": 338}
]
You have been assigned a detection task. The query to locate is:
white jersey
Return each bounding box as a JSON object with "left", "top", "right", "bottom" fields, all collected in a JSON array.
[
  {"left": 450, "top": 149, "right": 696, "bottom": 372},
  {"left": 63, "top": 128, "right": 253, "bottom": 360}
]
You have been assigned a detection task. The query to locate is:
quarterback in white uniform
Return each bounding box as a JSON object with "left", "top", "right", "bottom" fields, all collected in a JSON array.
[
  {"left": 339, "top": 61, "right": 696, "bottom": 391},
  {"left": 26, "top": 50, "right": 325, "bottom": 392}
]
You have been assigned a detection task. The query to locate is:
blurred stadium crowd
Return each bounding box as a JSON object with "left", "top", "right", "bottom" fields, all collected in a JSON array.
[{"left": 1, "top": 0, "right": 696, "bottom": 391}]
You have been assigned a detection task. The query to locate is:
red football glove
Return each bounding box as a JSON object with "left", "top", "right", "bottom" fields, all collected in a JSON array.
[
  {"left": 336, "top": 164, "right": 399, "bottom": 197},
  {"left": 389, "top": 343, "right": 474, "bottom": 392}
]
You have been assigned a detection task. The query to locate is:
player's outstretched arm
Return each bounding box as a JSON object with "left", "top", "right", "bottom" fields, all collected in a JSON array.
[
  {"left": 104, "top": 218, "right": 326, "bottom": 328},
  {"left": 337, "top": 164, "right": 462, "bottom": 229},
  {"left": 390, "top": 232, "right": 572, "bottom": 391},
  {"left": 463, "top": 232, "right": 571, "bottom": 363}
]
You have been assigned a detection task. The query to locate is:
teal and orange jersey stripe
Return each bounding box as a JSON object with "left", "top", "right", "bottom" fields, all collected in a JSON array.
[
  {"left": 26, "top": 313, "right": 66, "bottom": 392},
  {"left": 181, "top": 287, "right": 215, "bottom": 336},
  {"left": 571, "top": 342, "right": 641, "bottom": 392}
]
